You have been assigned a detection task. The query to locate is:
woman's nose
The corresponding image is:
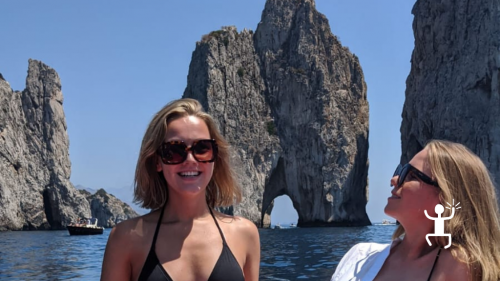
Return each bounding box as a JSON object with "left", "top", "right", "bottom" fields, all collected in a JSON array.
[
  {"left": 390, "top": 176, "right": 398, "bottom": 187},
  {"left": 184, "top": 151, "right": 197, "bottom": 163}
]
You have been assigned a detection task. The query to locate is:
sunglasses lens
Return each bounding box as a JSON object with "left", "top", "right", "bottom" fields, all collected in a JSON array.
[
  {"left": 161, "top": 143, "right": 187, "bottom": 164},
  {"left": 192, "top": 140, "right": 215, "bottom": 162},
  {"left": 393, "top": 164, "right": 402, "bottom": 177},
  {"left": 398, "top": 165, "right": 410, "bottom": 187},
  {"left": 159, "top": 140, "right": 217, "bottom": 164}
]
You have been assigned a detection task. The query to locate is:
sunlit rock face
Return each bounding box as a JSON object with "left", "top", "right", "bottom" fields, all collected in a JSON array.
[
  {"left": 184, "top": 0, "right": 370, "bottom": 227},
  {"left": 401, "top": 0, "right": 500, "bottom": 203},
  {"left": 0, "top": 60, "right": 138, "bottom": 230},
  {"left": 0, "top": 59, "right": 90, "bottom": 230}
]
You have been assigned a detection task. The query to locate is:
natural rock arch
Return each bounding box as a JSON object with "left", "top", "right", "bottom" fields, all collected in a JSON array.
[{"left": 184, "top": 0, "right": 370, "bottom": 227}]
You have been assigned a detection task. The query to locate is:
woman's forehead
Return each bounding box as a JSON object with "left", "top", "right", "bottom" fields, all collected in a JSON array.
[
  {"left": 165, "top": 116, "right": 210, "bottom": 140},
  {"left": 410, "top": 148, "right": 432, "bottom": 175}
]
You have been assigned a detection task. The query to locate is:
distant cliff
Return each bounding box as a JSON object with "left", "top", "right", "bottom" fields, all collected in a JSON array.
[
  {"left": 184, "top": 0, "right": 370, "bottom": 227},
  {"left": 79, "top": 189, "right": 139, "bottom": 228},
  {"left": 0, "top": 60, "right": 138, "bottom": 230},
  {"left": 401, "top": 0, "right": 500, "bottom": 201}
]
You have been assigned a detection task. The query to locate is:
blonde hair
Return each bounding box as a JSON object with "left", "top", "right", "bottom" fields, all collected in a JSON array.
[
  {"left": 133, "top": 98, "right": 242, "bottom": 210},
  {"left": 393, "top": 140, "right": 500, "bottom": 281}
]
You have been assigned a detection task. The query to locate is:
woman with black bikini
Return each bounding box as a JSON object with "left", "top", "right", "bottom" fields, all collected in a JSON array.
[{"left": 101, "top": 98, "right": 260, "bottom": 281}]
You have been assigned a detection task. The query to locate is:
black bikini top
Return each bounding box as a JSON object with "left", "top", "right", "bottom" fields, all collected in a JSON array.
[
  {"left": 137, "top": 204, "right": 245, "bottom": 281},
  {"left": 426, "top": 248, "right": 441, "bottom": 281}
]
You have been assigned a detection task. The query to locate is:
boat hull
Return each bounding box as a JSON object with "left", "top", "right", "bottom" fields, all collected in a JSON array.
[{"left": 67, "top": 226, "right": 104, "bottom": 235}]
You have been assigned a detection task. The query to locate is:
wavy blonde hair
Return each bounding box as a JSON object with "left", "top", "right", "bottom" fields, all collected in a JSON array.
[
  {"left": 133, "top": 98, "right": 241, "bottom": 210},
  {"left": 393, "top": 140, "right": 500, "bottom": 281}
]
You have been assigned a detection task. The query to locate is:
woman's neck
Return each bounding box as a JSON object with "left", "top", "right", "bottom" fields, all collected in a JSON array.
[
  {"left": 397, "top": 222, "right": 438, "bottom": 259},
  {"left": 163, "top": 191, "right": 211, "bottom": 222}
]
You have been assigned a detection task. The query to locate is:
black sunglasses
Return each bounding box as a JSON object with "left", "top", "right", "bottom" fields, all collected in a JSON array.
[
  {"left": 393, "top": 163, "right": 439, "bottom": 188},
  {"left": 157, "top": 139, "right": 218, "bottom": 165}
]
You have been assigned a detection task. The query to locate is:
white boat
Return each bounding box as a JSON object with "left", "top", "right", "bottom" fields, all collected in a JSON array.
[
  {"left": 67, "top": 218, "right": 104, "bottom": 235},
  {"left": 381, "top": 219, "right": 395, "bottom": 225},
  {"left": 274, "top": 223, "right": 282, "bottom": 229}
]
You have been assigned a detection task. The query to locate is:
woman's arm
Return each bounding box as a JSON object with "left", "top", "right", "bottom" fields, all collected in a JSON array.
[
  {"left": 101, "top": 224, "right": 133, "bottom": 281},
  {"left": 242, "top": 220, "right": 260, "bottom": 281}
]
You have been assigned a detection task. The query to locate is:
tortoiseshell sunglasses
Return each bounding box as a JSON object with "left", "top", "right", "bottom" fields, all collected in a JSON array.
[{"left": 157, "top": 139, "right": 218, "bottom": 165}]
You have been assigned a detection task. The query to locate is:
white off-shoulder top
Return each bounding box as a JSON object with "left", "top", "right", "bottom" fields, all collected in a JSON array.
[{"left": 330, "top": 239, "right": 401, "bottom": 281}]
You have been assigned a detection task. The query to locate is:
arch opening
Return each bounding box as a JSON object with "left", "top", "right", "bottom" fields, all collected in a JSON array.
[
  {"left": 269, "top": 195, "right": 298, "bottom": 228},
  {"left": 261, "top": 157, "right": 301, "bottom": 228}
]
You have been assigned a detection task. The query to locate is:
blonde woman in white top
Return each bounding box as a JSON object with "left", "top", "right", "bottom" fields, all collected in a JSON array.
[{"left": 332, "top": 140, "right": 500, "bottom": 281}]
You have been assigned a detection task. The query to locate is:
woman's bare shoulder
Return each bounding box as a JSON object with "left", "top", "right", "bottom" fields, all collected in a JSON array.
[
  {"left": 109, "top": 210, "right": 160, "bottom": 242},
  {"left": 213, "top": 211, "right": 259, "bottom": 237},
  {"left": 435, "top": 248, "right": 471, "bottom": 281},
  {"left": 101, "top": 211, "right": 159, "bottom": 280}
]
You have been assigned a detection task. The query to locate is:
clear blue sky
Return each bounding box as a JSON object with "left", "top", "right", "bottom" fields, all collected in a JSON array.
[{"left": 1, "top": 0, "right": 415, "bottom": 223}]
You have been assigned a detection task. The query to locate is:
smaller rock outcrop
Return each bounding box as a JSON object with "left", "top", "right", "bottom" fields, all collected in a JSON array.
[{"left": 79, "top": 189, "right": 139, "bottom": 228}]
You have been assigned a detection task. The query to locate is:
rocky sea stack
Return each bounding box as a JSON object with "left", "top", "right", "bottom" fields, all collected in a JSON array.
[
  {"left": 401, "top": 0, "right": 500, "bottom": 201},
  {"left": 0, "top": 60, "right": 138, "bottom": 230},
  {"left": 184, "top": 0, "right": 370, "bottom": 227}
]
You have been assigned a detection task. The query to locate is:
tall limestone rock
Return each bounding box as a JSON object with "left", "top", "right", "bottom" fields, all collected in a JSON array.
[
  {"left": 184, "top": 0, "right": 370, "bottom": 227},
  {"left": 184, "top": 26, "right": 281, "bottom": 225},
  {"left": 0, "top": 60, "right": 139, "bottom": 230},
  {"left": 401, "top": 0, "right": 500, "bottom": 200},
  {"left": 0, "top": 59, "right": 90, "bottom": 230}
]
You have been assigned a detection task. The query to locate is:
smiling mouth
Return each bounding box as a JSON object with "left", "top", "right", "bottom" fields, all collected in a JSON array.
[
  {"left": 178, "top": 171, "right": 201, "bottom": 177},
  {"left": 389, "top": 195, "right": 401, "bottom": 199}
]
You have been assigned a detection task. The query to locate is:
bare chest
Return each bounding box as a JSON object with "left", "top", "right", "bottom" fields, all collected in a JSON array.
[
  {"left": 374, "top": 255, "right": 440, "bottom": 281},
  {"left": 130, "top": 222, "right": 243, "bottom": 281}
]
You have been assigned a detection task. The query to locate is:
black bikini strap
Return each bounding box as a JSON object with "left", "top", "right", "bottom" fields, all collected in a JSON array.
[
  {"left": 150, "top": 202, "right": 167, "bottom": 251},
  {"left": 427, "top": 248, "right": 442, "bottom": 281},
  {"left": 209, "top": 208, "right": 227, "bottom": 245}
]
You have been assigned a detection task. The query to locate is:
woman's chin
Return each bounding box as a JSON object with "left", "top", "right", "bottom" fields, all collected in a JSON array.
[
  {"left": 169, "top": 184, "right": 207, "bottom": 198},
  {"left": 181, "top": 185, "right": 206, "bottom": 194},
  {"left": 383, "top": 205, "right": 398, "bottom": 220}
]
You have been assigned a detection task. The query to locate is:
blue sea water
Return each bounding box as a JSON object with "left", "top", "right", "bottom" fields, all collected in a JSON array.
[{"left": 0, "top": 225, "right": 397, "bottom": 280}]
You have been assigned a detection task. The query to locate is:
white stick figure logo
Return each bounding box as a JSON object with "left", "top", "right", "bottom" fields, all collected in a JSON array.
[{"left": 424, "top": 199, "right": 461, "bottom": 249}]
